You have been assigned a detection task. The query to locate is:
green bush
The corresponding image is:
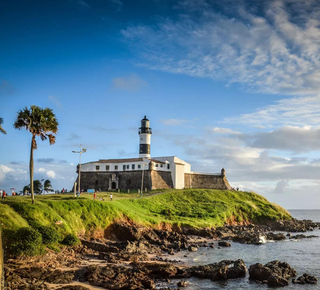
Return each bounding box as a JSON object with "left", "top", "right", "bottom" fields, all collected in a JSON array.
[
  {"left": 36, "top": 225, "right": 60, "bottom": 244},
  {"left": 10, "top": 227, "right": 43, "bottom": 256},
  {"left": 61, "top": 234, "right": 80, "bottom": 246}
]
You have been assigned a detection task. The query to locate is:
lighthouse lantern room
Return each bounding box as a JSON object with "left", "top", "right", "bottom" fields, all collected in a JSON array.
[{"left": 139, "top": 116, "right": 152, "bottom": 158}]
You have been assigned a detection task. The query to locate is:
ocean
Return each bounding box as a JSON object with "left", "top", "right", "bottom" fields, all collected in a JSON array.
[{"left": 160, "top": 210, "right": 320, "bottom": 289}]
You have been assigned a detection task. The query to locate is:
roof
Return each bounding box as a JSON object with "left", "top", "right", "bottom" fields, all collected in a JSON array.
[
  {"left": 151, "top": 159, "right": 166, "bottom": 164},
  {"left": 84, "top": 158, "right": 144, "bottom": 164}
]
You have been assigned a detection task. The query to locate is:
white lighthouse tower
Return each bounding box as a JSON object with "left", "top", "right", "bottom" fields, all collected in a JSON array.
[{"left": 139, "top": 116, "right": 152, "bottom": 158}]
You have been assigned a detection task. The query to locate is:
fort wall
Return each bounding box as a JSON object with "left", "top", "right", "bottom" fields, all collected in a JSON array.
[
  {"left": 184, "top": 173, "right": 231, "bottom": 190},
  {"left": 79, "top": 169, "right": 231, "bottom": 191},
  {"left": 151, "top": 171, "right": 173, "bottom": 189}
]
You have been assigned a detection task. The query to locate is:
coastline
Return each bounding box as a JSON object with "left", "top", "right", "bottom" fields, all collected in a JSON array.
[{"left": 3, "top": 216, "right": 320, "bottom": 289}]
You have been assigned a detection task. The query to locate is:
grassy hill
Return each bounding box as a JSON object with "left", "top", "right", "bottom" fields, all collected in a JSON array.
[{"left": 1, "top": 189, "right": 291, "bottom": 234}]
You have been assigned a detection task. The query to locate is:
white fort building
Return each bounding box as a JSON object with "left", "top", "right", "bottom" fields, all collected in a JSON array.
[{"left": 77, "top": 116, "right": 231, "bottom": 191}]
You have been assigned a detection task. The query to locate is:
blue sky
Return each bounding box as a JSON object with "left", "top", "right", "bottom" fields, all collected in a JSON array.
[{"left": 1, "top": 0, "right": 320, "bottom": 209}]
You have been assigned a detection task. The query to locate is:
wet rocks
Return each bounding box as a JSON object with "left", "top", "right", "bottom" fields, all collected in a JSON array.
[
  {"left": 289, "top": 234, "right": 319, "bottom": 239},
  {"left": 57, "top": 286, "right": 91, "bottom": 290},
  {"left": 270, "top": 219, "right": 320, "bottom": 232},
  {"left": 267, "top": 274, "right": 289, "bottom": 287},
  {"left": 249, "top": 260, "right": 297, "bottom": 285},
  {"left": 187, "top": 245, "right": 198, "bottom": 252},
  {"left": 218, "top": 241, "right": 231, "bottom": 247},
  {"left": 293, "top": 273, "right": 318, "bottom": 284},
  {"left": 177, "top": 280, "right": 188, "bottom": 287},
  {"left": 266, "top": 232, "right": 286, "bottom": 241},
  {"left": 191, "top": 259, "right": 247, "bottom": 281}
]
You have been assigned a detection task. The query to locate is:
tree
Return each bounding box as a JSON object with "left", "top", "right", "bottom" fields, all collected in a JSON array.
[
  {"left": 23, "top": 185, "right": 30, "bottom": 194},
  {"left": 33, "top": 180, "right": 43, "bottom": 194},
  {"left": 0, "top": 117, "right": 7, "bottom": 134},
  {"left": 14, "top": 106, "right": 58, "bottom": 204},
  {"left": 44, "top": 179, "right": 52, "bottom": 191}
]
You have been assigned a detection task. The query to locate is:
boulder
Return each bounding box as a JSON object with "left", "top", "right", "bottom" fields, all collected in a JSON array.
[
  {"left": 191, "top": 259, "right": 247, "bottom": 281},
  {"left": 188, "top": 245, "right": 198, "bottom": 252},
  {"left": 177, "top": 280, "right": 188, "bottom": 287},
  {"left": 249, "top": 260, "right": 297, "bottom": 284},
  {"left": 218, "top": 241, "right": 231, "bottom": 247},
  {"left": 293, "top": 273, "right": 318, "bottom": 284},
  {"left": 267, "top": 274, "right": 289, "bottom": 287}
]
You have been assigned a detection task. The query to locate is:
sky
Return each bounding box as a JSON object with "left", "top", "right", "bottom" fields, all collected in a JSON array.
[{"left": 1, "top": 0, "right": 320, "bottom": 209}]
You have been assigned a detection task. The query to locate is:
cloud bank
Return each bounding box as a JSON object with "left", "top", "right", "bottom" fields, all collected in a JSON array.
[{"left": 122, "top": 0, "right": 320, "bottom": 95}]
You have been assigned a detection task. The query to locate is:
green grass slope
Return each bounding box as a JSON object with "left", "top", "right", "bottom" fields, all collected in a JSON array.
[{"left": 1, "top": 189, "right": 291, "bottom": 235}]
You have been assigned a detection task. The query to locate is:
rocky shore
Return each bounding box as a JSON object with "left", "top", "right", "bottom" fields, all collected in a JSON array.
[{"left": 4, "top": 218, "right": 320, "bottom": 289}]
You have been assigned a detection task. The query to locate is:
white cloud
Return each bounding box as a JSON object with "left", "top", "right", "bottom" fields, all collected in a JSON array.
[
  {"left": 240, "top": 126, "right": 320, "bottom": 152},
  {"left": 225, "top": 95, "right": 320, "bottom": 128},
  {"left": 112, "top": 74, "right": 147, "bottom": 92},
  {"left": 273, "top": 180, "right": 289, "bottom": 194},
  {"left": 212, "top": 127, "right": 240, "bottom": 135},
  {"left": 0, "top": 165, "right": 13, "bottom": 182},
  {"left": 46, "top": 170, "right": 56, "bottom": 179},
  {"left": 122, "top": 0, "right": 320, "bottom": 95}
]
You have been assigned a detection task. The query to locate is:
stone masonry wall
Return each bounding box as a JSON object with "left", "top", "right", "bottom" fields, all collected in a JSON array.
[
  {"left": 79, "top": 171, "right": 231, "bottom": 191},
  {"left": 184, "top": 173, "right": 231, "bottom": 190},
  {"left": 78, "top": 171, "right": 153, "bottom": 191},
  {"left": 151, "top": 171, "right": 173, "bottom": 189}
]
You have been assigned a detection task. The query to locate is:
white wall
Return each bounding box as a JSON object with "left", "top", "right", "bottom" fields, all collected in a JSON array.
[
  {"left": 174, "top": 163, "right": 185, "bottom": 189},
  {"left": 81, "top": 159, "right": 151, "bottom": 172}
]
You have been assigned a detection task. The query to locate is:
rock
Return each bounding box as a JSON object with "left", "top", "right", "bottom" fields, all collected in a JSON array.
[
  {"left": 289, "top": 234, "right": 318, "bottom": 239},
  {"left": 191, "top": 259, "right": 247, "bottom": 281},
  {"left": 249, "top": 263, "right": 273, "bottom": 281},
  {"left": 293, "top": 273, "right": 318, "bottom": 284},
  {"left": 218, "top": 241, "right": 231, "bottom": 247},
  {"left": 188, "top": 246, "right": 198, "bottom": 252},
  {"left": 267, "top": 274, "right": 289, "bottom": 287},
  {"left": 249, "top": 260, "right": 297, "bottom": 284},
  {"left": 177, "top": 280, "right": 188, "bottom": 287},
  {"left": 266, "top": 232, "right": 286, "bottom": 241},
  {"left": 57, "top": 286, "right": 91, "bottom": 290}
]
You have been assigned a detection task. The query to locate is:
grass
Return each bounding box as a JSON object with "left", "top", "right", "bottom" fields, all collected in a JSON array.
[
  {"left": 0, "top": 188, "right": 292, "bottom": 256},
  {"left": 1, "top": 189, "right": 291, "bottom": 234}
]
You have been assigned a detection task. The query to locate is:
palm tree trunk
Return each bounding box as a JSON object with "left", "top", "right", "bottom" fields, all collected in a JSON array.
[{"left": 30, "top": 136, "right": 35, "bottom": 204}]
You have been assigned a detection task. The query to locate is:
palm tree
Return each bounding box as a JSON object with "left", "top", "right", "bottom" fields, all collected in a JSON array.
[
  {"left": 44, "top": 179, "right": 52, "bottom": 191},
  {"left": 14, "top": 106, "right": 58, "bottom": 204},
  {"left": 0, "top": 118, "right": 7, "bottom": 134}
]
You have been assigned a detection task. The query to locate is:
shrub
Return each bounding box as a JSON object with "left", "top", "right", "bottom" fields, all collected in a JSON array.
[
  {"left": 36, "top": 225, "right": 60, "bottom": 244},
  {"left": 61, "top": 234, "right": 80, "bottom": 246},
  {"left": 9, "top": 227, "right": 43, "bottom": 256}
]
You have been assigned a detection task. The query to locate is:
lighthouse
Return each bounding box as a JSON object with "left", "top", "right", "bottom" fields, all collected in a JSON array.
[{"left": 139, "top": 116, "right": 152, "bottom": 158}]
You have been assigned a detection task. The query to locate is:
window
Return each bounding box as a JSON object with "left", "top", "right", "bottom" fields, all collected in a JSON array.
[
  {"left": 123, "top": 165, "right": 126, "bottom": 171},
  {"left": 156, "top": 164, "right": 158, "bottom": 167},
  {"left": 115, "top": 165, "right": 118, "bottom": 170},
  {"left": 127, "top": 165, "right": 129, "bottom": 169},
  {"left": 138, "top": 164, "right": 141, "bottom": 169},
  {"left": 132, "top": 164, "right": 135, "bottom": 170},
  {"left": 167, "top": 164, "right": 170, "bottom": 169},
  {"left": 96, "top": 165, "right": 100, "bottom": 170},
  {"left": 106, "top": 165, "right": 109, "bottom": 171},
  {"left": 160, "top": 164, "right": 163, "bottom": 167}
]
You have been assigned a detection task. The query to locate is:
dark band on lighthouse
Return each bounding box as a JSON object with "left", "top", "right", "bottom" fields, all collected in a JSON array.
[{"left": 138, "top": 116, "right": 152, "bottom": 158}]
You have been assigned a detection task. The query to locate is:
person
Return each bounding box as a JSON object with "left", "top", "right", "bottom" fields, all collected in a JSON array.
[
  {"left": 110, "top": 193, "right": 113, "bottom": 201},
  {"left": 2, "top": 190, "right": 6, "bottom": 200},
  {"left": 93, "top": 192, "right": 96, "bottom": 199}
]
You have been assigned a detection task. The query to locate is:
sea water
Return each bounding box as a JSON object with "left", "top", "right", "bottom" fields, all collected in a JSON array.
[{"left": 161, "top": 210, "right": 320, "bottom": 289}]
